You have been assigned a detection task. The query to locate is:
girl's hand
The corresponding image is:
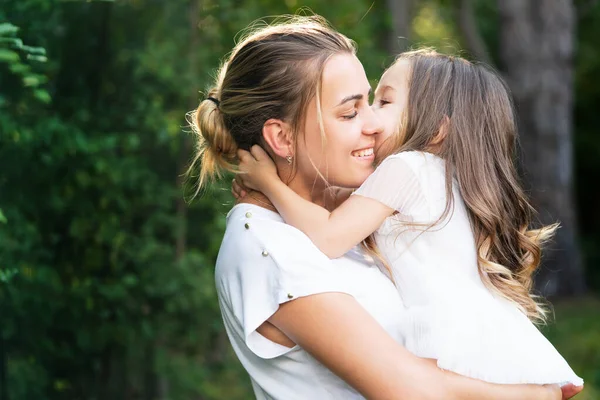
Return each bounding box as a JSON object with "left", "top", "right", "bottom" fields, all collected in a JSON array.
[
  {"left": 237, "top": 145, "right": 279, "bottom": 192},
  {"left": 231, "top": 176, "right": 249, "bottom": 199}
]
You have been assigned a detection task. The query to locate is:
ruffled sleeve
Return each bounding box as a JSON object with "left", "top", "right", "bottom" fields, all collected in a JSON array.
[
  {"left": 352, "top": 152, "right": 429, "bottom": 219},
  {"left": 215, "top": 206, "right": 355, "bottom": 359}
]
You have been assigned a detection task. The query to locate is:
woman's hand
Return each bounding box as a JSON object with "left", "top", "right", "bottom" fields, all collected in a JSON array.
[
  {"left": 560, "top": 383, "right": 584, "bottom": 399},
  {"left": 237, "top": 145, "right": 279, "bottom": 192}
]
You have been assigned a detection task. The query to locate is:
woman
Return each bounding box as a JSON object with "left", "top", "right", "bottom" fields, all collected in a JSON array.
[{"left": 189, "top": 15, "right": 576, "bottom": 400}]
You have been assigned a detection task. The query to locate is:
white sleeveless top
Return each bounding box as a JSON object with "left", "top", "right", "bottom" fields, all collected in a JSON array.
[
  {"left": 353, "top": 151, "right": 583, "bottom": 386},
  {"left": 215, "top": 204, "right": 406, "bottom": 400}
]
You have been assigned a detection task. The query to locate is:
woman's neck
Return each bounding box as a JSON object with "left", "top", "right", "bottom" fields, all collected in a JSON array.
[
  {"left": 239, "top": 174, "right": 331, "bottom": 212},
  {"left": 287, "top": 174, "right": 329, "bottom": 208}
]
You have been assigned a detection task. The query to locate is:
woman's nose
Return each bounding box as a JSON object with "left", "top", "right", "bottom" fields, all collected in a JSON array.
[{"left": 363, "top": 106, "right": 384, "bottom": 136}]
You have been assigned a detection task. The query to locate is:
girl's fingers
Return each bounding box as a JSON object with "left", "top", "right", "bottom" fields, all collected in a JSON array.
[
  {"left": 233, "top": 179, "right": 248, "bottom": 198},
  {"left": 234, "top": 174, "right": 250, "bottom": 192},
  {"left": 237, "top": 149, "right": 254, "bottom": 162},
  {"left": 250, "top": 144, "right": 269, "bottom": 161},
  {"left": 232, "top": 178, "right": 242, "bottom": 199},
  {"left": 233, "top": 173, "right": 244, "bottom": 187}
]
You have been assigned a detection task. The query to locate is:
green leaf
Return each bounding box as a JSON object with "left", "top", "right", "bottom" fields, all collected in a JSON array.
[
  {"left": 26, "top": 54, "right": 48, "bottom": 63},
  {"left": 0, "top": 23, "right": 19, "bottom": 36},
  {"left": 9, "top": 63, "right": 30, "bottom": 74},
  {"left": 0, "top": 209, "right": 6, "bottom": 223},
  {"left": 0, "top": 49, "right": 20, "bottom": 63},
  {"left": 33, "top": 89, "right": 51, "bottom": 104},
  {"left": 23, "top": 74, "right": 47, "bottom": 87},
  {"left": 0, "top": 37, "right": 23, "bottom": 47},
  {"left": 0, "top": 269, "right": 18, "bottom": 282},
  {"left": 21, "top": 45, "right": 46, "bottom": 56}
]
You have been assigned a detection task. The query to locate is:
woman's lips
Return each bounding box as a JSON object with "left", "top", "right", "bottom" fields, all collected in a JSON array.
[{"left": 351, "top": 147, "right": 374, "bottom": 158}]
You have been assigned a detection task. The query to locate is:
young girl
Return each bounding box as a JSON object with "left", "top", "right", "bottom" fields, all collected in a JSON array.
[{"left": 236, "top": 49, "right": 583, "bottom": 386}]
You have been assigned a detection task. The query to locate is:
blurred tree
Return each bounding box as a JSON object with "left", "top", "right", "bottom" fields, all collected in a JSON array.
[
  {"left": 496, "top": 0, "right": 585, "bottom": 296},
  {"left": 387, "top": 0, "right": 415, "bottom": 52},
  {"left": 440, "top": 0, "right": 587, "bottom": 297}
]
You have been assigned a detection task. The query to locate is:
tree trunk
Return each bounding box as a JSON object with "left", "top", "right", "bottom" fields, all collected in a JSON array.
[
  {"left": 386, "top": 0, "right": 414, "bottom": 53},
  {"left": 0, "top": 332, "right": 8, "bottom": 400},
  {"left": 457, "top": 0, "right": 492, "bottom": 65},
  {"left": 498, "top": 0, "right": 585, "bottom": 297}
]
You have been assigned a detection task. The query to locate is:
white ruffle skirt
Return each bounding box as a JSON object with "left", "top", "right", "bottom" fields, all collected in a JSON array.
[{"left": 402, "top": 291, "right": 583, "bottom": 386}]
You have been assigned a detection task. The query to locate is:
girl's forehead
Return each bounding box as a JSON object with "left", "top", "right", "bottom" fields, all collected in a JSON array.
[{"left": 376, "top": 61, "right": 411, "bottom": 94}]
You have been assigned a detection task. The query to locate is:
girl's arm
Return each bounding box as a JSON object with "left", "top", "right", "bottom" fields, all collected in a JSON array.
[
  {"left": 238, "top": 146, "right": 393, "bottom": 258},
  {"left": 270, "top": 292, "right": 568, "bottom": 400}
]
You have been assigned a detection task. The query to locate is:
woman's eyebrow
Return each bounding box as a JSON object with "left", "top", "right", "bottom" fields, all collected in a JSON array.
[{"left": 337, "top": 88, "right": 372, "bottom": 106}]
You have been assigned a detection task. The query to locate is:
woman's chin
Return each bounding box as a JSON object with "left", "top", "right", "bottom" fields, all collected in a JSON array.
[{"left": 335, "top": 168, "right": 374, "bottom": 188}]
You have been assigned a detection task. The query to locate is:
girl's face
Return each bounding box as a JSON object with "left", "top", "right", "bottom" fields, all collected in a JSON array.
[
  {"left": 372, "top": 60, "right": 411, "bottom": 158},
  {"left": 295, "top": 53, "right": 383, "bottom": 189}
]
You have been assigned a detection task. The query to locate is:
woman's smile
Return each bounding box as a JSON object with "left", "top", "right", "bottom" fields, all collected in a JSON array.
[{"left": 351, "top": 146, "right": 375, "bottom": 161}]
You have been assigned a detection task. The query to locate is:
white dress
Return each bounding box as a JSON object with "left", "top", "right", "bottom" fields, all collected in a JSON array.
[
  {"left": 353, "top": 151, "right": 583, "bottom": 386},
  {"left": 215, "top": 204, "right": 406, "bottom": 400}
]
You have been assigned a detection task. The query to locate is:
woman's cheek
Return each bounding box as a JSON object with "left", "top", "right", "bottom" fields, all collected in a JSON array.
[{"left": 339, "top": 117, "right": 362, "bottom": 146}]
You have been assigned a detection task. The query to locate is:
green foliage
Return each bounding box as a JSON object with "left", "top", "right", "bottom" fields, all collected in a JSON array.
[
  {"left": 575, "top": 2, "right": 600, "bottom": 291},
  {"left": 0, "top": 21, "right": 49, "bottom": 105},
  {"left": 542, "top": 298, "right": 600, "bottom": 400},
  {"left": 0, "top": 0, "right": 391, "bottom": 399}
]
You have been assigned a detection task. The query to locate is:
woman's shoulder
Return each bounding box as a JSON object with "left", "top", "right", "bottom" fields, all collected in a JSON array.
[
  {"left": 220, "top": 203, "right": 328, "bottom": 257},
  {"left": 216, "top": 204, "right": 331, "bottom": 281}
]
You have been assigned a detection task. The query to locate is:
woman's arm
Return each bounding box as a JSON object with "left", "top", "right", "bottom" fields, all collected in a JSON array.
[
  {"left": 238, "top": 146, "right": 393, "bottom": 258},
  {"left": 270, "top": 292, "right": 564, "bottom": 400}
]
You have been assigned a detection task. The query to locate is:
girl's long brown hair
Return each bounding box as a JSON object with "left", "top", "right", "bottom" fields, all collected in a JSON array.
[{"left": 381, "top": 49, "right": 556, "bottom": 322}]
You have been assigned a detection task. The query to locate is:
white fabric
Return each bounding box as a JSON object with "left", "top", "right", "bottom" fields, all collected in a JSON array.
[
  {"left": 215, "top": 204, "right": 406, "bottom": 400},
  {"left": 353, "top": 151, "right": 583, "bottom": 386}
]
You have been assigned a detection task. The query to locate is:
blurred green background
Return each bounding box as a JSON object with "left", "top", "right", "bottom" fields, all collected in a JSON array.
[{"left": 1, "top": 0, "right": 599, "bottom": 399}]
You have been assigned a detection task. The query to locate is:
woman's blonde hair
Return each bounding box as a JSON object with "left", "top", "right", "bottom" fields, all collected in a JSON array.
[
  {"left": 187, "top": 15, "right": 356, "bottom": 193},
  {"left": 381, "top": 49, "right": 556, "bottom": 323}
]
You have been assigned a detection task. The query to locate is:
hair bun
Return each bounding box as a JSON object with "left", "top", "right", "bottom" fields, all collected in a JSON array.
[{"left": 187, "top": 90, "right": 238, "bottom": 191}]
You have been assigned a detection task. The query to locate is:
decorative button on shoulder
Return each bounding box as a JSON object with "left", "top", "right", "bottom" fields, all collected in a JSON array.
[
  {"left": 261, "top": 250, "right": 269, "bottom": 257},
  {"left": 244, "top": 223, "right": 250, "bottom": 229},
  {"left": 287, "top": 293, "right": 294, "bottom": 299},
  {"left": 245, "top": 212, "right": 252, "bottom": 218}
]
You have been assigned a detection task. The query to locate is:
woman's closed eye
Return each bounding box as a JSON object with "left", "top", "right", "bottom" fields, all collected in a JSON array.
[
  {"left": 342, "top": 110, "right": 358, "bottom": 120},
  {"left": 377, "top": 99, "right": 391, "bottom": 107}
]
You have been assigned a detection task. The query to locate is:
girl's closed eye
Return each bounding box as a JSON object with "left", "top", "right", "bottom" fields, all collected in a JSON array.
[{"left": 378, "top": 99, "right": 391, "bottom": 107}]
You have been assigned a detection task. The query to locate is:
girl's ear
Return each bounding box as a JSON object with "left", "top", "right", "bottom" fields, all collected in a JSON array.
[
  {"left": 262, "top": 119, "right": 294, "bottom": 159},
  {"left": 431, "top": 115, "right": 450, "bottom": 146}
]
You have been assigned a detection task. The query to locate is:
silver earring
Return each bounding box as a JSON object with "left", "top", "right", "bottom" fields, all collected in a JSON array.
[{"left": 286, "top": 155, "right": 293, "bottom": 164}]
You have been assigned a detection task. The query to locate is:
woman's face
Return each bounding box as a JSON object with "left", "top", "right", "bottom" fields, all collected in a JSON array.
[
  {"left": 294, "top": 53, "right": 383, "bottom": 189},
  {"left": 372, "top": 60, "right": 411, "bottom": 158}
]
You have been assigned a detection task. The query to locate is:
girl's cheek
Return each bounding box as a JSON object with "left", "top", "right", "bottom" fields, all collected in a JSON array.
[{"left": 381, "top": 112, "right": 398, "bottom": 138}]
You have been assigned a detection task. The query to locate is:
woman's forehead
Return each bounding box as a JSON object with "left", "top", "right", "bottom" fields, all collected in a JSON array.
[{"left": 321, "top": 53, "right": 370, "bottom": 106}]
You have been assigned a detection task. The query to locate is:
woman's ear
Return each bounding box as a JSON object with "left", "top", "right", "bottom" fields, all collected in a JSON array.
[{"left": 262, "top": 119, "right": 294, "bottom": 159}]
